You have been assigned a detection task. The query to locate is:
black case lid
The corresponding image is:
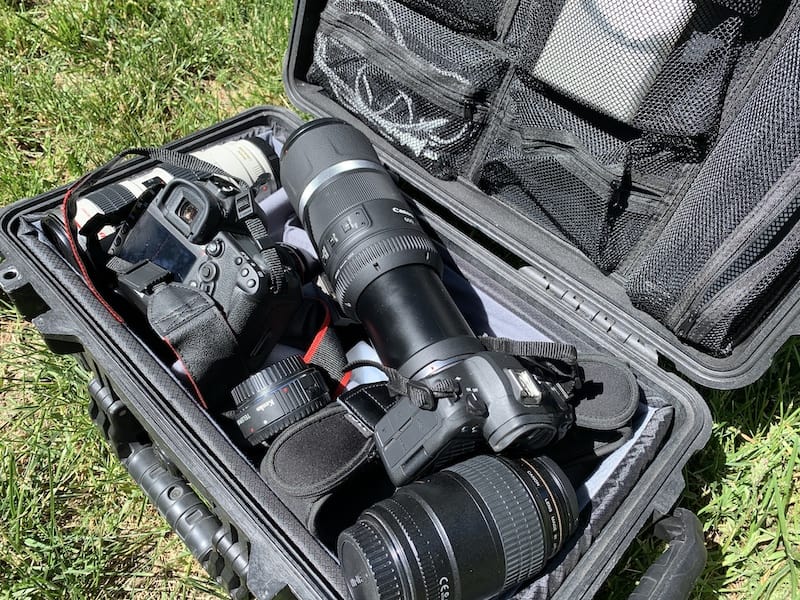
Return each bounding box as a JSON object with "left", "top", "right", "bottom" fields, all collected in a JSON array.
[{"left": 282, "top": 0, "right": 800, "bottom": 390}]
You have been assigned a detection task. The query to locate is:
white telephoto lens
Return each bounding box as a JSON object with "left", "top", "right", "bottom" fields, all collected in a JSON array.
[{"left": 191, "top": 139, "right": 276, "bottom": 187}]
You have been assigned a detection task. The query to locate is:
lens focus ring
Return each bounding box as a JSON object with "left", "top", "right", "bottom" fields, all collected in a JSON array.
[
  {"left": 446, "top": 455, "right": 547, "bottom": 590},
  {"left": 334, "top": 233, "right": 441, "bottom": 315}
]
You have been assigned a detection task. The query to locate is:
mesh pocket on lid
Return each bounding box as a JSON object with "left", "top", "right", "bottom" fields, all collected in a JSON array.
[
  {"left": 529, "top": 0, "right": 698, "bottom": 124},
  {"left": 306, "top": 0, "right": 508, "bottom": 178},
  {"left": 476, "top": 79, "right": 663, "bottom": 272},
  {"left": 505, "top": 0, "right": 569, "bottom": 67},
  {"left": 394, "top": 0, "right": 504, "bottom": 37},
  {"left": 632, "top": 15, "right": 743, "bottom": 139},
  {"left": 625, "top": 22, "right": 800, "bottom": 351},
  {"left": 479, "top": 140, "right": 622, "bottom": 264},
  {"left": 715, "top": 0, "right": 763, "bottom": 17}
]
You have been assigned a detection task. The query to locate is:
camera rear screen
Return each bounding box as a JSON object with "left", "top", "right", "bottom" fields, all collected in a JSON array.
[{"left": 116, "top": 210, "right": 198, "bottom": 281}]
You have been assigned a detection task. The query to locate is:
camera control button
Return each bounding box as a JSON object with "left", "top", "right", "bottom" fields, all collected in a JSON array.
[
  {"left": 205, "top": 240, "right": 223, "bottom": 257},
  {"left": 465, "top": 392, "right": 488, "bottom": 417},
  {"left": 246, "top": 279, "right": 257, "bottom": 289},
  {"left": 234, "top": 257, "right": 243, "bottom": 266},
  {"left": 188, "top": 280, "right": 199, "bottom": 288},
  {"left": 199, "top": 262, "right": 218, "bottom": 282},
  {"left": 240, "top": 268, "right": 250, "bottom": 277},
  {"left": 200, "top": 282, "right": 214, "bottom": 294}
]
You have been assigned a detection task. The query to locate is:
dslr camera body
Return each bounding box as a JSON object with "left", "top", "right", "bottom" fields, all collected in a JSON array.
[{"left": 113, "top": 172, "right": 306, "bottom": 373}]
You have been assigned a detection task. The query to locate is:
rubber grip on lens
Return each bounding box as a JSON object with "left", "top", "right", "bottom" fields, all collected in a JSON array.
[{"left": 446, "top": 455, "right": 547, "bottom": 590}]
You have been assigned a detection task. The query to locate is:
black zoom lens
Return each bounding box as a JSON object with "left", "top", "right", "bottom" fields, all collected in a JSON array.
[
  {"left": 281, "top": 119, "right": 484, "bottom": 376},
  {"left": 231, "top": 355, "right": 331, "bottom": 445},
  {"left": 337, "top": 455, "right": 579, "bottom": 600}
]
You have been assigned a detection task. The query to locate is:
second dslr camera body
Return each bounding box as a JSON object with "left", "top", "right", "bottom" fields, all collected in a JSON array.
[{"left": 281, "top": 119, "right": 575, "bottom": 486}]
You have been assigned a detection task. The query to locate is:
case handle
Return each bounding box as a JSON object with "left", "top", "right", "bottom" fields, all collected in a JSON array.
[{"left": 627, "top": 508, "right": 706, "bottom": 600}]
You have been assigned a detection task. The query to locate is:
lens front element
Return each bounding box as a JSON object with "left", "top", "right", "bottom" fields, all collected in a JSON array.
[{"left": 338, "top": 455, "right": 579, "bottom": 600}]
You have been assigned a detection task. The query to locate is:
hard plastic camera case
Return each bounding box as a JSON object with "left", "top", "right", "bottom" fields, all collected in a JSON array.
[{"left": 1, "top": 0, "right": 798, "bottom": 598}]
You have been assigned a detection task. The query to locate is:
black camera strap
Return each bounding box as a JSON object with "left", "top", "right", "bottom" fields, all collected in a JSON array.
[
  {"left": 343, "top": 360, "right": 461, "bottom": 412},
  {"left": 479, "top": 336, "right": 582, "bottom": 399},
  {"left": 147, "top": 282, "right": 247, "bottom": 405}
]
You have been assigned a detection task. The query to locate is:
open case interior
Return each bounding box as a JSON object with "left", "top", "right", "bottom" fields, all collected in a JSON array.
[
  {"left": 0, "top": 107, "right": 710, "bottom": 599},
  {"left": 2, "top": 0, "right": 796, "bottom": 597}
]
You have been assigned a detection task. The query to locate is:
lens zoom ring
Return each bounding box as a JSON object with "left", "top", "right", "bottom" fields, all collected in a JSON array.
[
  {"left": 317, "top": 170, "right": 390, "bottom": 222},
  {"left": 446, "top": 456, "right": 546, "bottom": 590},
  {"left": 334, "top": 234, "right": 439, "bottom": 306},
  {"left": 343, "top": 520, "right": 403, "bottom": 600}
]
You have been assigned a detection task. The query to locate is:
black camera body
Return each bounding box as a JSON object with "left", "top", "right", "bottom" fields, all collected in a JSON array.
[
  {"left": 374, "top": 350, "right": 574, "bottom": 485},
  {"left": 114, "top": 175, "right": 306, "bottom": 371}
]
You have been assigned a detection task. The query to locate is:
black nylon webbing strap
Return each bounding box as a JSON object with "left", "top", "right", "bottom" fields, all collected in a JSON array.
[
  {"left": 481, "top": 336, "right": 582, "bottom": 398},
  {"left": 479, "top": 336, "right": 578, "bottom": 365},
  {"left": 124, "top": 146, "right": 249, "bottom": 189},
  {"left": 243, "top": 216, "right": 286, "bottom": 292},
  {"left": 147, "top": 282, "right": 247, "bottom": 407},
  {"left": 343, "top": 360, "right": 461, "bottom": 410}
]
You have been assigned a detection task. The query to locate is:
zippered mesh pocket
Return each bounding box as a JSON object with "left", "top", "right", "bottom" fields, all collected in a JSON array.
[
  {"left": 306, "top": 0, "right": 508, "bottom": 178},
  {"left": 509, "top": 1, "right": 746, "bottom": 150},
  {"left": 632, "top": 14, "right": 743, "bottom": 139},
  {"left": 395, "top": 0, "right": 504, "bottom": 37},
  {"left": 682, "top": 206, "right": 800, "bottom": 354},
  {"left": 477, "top": 79, "right": 662, "bottom": 272},
  {"left": 625, "top": 23, "right": 800, "bottom": 353}
]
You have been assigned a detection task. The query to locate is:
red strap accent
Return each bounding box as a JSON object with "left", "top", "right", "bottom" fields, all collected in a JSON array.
[
  {"left": 303, "top": 299, "right": 351, "bottom": 396},
  {"left": 334, "top": 371, "right": 352, "bottom": 398},
  {"left": 162, "top": 337, "right": 209, "bottom": 409},
  {"left": 62, "top": 182, "right": 125, "bottom": 323},
  {"left": 303, "top": 300, "right": 332, "bottom": 363}
]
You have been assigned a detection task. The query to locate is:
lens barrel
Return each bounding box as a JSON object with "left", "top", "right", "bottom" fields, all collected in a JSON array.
[
  {"left": 337, "top": 454, "right": 579, "bottom": 600},
  {"left": 231, "top": 355, "right": 331, "bottom": 445},
  {"left": 281, "top": 120, "right": 483, "bottom": 376}
]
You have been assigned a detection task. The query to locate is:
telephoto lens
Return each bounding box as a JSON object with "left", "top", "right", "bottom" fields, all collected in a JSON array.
[
  {"left": 281, "top": 118, "right": 486, "bottom": 372},
  {"left": 337, "top": 454, "right": 579, "bottom": 600},
  {"left": 281, "top": 119, "right": 575, "bottom": 486}
]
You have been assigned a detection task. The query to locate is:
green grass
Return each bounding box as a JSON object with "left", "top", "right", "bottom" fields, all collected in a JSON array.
[
  {"left": 1, "top": 1, "right": 799, "bottom": 599},
  {"left": 602, "top": 344, "right": 800, "bottom": 599}
]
